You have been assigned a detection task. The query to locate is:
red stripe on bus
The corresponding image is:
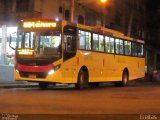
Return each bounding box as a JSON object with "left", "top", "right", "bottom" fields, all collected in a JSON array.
[{"left": 16, "top": 63, "right": 53, "bottom": 72}]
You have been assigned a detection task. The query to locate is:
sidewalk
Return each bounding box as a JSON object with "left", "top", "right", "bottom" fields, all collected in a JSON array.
[
  {"left": 0, "top": 80, "right": 38, "bottom": 88},
  {"left": 0, "top": 65, "right": 14, "bottom": 82},
  {"left": 129, "top": 78, "right": 160, "bottom": 86},
  {"left": 0, "top": 65, "right": 38, "bottom": 88}
]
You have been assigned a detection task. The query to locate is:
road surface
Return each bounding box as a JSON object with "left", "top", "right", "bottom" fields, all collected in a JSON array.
[{"left": 0, "top": 82, "right": 160, "bottom": 119}]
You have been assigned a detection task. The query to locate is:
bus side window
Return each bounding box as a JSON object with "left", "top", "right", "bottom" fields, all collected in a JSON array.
[
  {"left": 99, "top": 35, "right": 104, "bottom": 52},
  {"left": 115, "top": 38, "right": 120, "bottom": 54},
  {"left": 64, "top": 36, "right": 73, "bottom": 52},
  {"left": 110, "top": 37, "right": 115, "bottom": 53},
  {"left": 86, "top": 32, "right": 91, "bottom": 50},
  {"left": 78, "top": 30, "right": 91, "bottom": 50},
  {"left": 119, "top": 39, "right": 124, "bottom": 54},
  {"left": 138, "top": 44, "right": 144, "bottom": 57},
  {"left": 124, "top": 41, "right": 131, "bottom": 56},
  {"left": 132, "top": 42, "right": 138, "bottom": 56},
  {"left": 105, "top": 36, "right": 110, "bottom": 53},
  {"left": 93, "top": 33, "right": 99, "bottom": 51},
  {"left": 66, "top": 37, "right": 72, "bottom": 51},
  {"left": 63, "top": 35, "right": 76, "bottom": 61},
  {"left": 79, "top": 30, "right": 85, "bottom": 49}
]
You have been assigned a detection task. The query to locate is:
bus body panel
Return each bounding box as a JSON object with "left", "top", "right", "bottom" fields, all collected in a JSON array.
[{"left": 76, "top": 50, "right": 145, "bottom": 83}]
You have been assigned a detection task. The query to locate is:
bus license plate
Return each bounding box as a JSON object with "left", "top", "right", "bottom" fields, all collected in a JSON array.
[{"left": 29, "top": 74, "right": 36, "bottom": 78}]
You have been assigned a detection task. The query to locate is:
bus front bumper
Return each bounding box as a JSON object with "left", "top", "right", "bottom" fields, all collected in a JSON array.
[{"left": 14, "top": 69, "right": 63, "bottom": 83}]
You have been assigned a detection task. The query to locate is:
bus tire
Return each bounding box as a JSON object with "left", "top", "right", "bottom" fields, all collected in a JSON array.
[
  {"left": 122, "top": 70, "right": 129, "bottom": 86},
  {"left": 75, "top": 69, "right": 88, "bottom": 89},
  {"left": 115, "top": 70, "right": 129, "bottom": 87},
  {"left": 39, "top": 82, "right": 48, "bottom": 90}
]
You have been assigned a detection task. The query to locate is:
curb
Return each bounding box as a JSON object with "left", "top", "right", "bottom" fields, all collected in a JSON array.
[
  {"left": 0, "top": 82, "right": 39, "bottom": 89},
  {"left": 129, "top": 79, "right": 160, "bottom": 86},
  {"left": 0, "top": 84, "right": 39, "bottom": 89}
]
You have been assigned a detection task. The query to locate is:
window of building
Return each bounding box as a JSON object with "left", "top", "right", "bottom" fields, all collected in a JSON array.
[
  {"left": 2, "top": 0, "right": 12, "bottom": 12},
  {"left": 0, "top": 27, "right": 17, "bottom": 65},
  {"left": 65, "top": 10, "right": 70, "bottom": 21},
  {"left": 78, "top": 15, "right": 84, "bottom": 24},
  {"left": 59, "top": 6, "right": 63, "bottom": 13},
  {"left": 124, "top": 41, "right": 131, "bottom": 56},
  {"left": 115, "top": 11, "right": 121, "bottom": 26},
  {"left": 16, "top": 0, "right": 29, "bottom": 12},
  {"left": 1, "top": 0, "right": 12, "bottom": 20},
  {"left": 78, "top": 30, "right": 91, "bottom": 50}
]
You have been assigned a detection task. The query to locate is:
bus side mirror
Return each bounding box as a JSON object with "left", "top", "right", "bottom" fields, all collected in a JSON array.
[{"left": 9, "top": 32, "right": 17, "bottom": 50}]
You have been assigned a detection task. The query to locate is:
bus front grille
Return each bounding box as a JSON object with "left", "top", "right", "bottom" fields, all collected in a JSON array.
[{"left": 19, "top": 71, "right": 47, "bottom": 78}]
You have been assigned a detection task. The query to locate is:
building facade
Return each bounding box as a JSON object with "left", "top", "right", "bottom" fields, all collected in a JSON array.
[{"left": 145, "top": 0, "right": 160, "bottom": 78}]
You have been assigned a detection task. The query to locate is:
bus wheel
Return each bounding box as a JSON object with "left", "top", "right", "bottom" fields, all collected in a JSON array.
[
  {"left": 39, "top": 82, "right": 48, "bottom": 90},
  {"left": 115, "top": 70, "right": 129, "bottom": 87},
  {"left": 75, "top": 70, "right": 88, "bottom": 89},
  {"left": 122, "top": 70, "right": 129, "bottom": 86}
]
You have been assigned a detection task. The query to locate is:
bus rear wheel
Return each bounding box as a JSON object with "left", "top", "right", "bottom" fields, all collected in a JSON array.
[
  {"left": 115, "top": 70, "right": 129, "bottom": 87},
  {"left": 39, "top": 82, "right": 48, "bottom": 90},
  {"left": 75, "top": 70, "right": 88, "bottom": 89},
  {"left": 122, "top": 70, "right": 129, "bottom": 86}
]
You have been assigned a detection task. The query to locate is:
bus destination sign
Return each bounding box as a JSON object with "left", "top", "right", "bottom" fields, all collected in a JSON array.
[{"left": 23, "top": 21, "right": 57, "bottom": 28}]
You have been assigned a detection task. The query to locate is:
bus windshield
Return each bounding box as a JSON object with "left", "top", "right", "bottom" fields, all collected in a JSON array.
[{"left": 17, "top": 30, "right": 61, "bottom": 59}]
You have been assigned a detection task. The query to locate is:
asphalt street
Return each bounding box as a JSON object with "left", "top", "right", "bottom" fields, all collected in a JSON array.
[{"left": 0, "top": 81, "right": 160, "bottom": 120}]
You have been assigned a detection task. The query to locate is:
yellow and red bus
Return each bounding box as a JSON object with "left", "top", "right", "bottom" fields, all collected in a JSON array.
[{"left": 10, "top": 19, "right": 145, "bottom": 89}]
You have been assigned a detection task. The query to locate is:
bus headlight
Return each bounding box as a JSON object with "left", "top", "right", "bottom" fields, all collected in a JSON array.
[
  {"left": 15, "top": 68, "right": 19, "bottom": 73},
  {"left": 48, "top": 64, "right": 61, "bottom": 75},
  {"left": 48, "top": 69, "right": 55, "bottom": 75}
]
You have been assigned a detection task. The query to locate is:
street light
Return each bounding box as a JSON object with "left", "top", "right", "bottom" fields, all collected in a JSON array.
[{"left": 100, "top": 0, "right": 107, "bottom": 3}]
